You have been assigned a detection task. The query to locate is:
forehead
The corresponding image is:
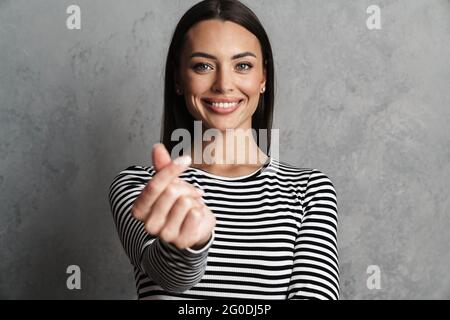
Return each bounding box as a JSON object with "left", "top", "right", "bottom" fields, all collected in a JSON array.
[{"left": 183, "top": 19, "right": 262, "bottom": 57}]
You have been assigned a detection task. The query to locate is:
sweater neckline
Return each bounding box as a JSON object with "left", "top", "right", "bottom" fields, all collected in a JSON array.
[{"left": 184, "top": 157, "right": 273, "bottom": 181}]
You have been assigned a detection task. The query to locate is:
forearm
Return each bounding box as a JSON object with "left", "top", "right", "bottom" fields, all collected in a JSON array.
[{"left": 140, "top": 232, "right": 214, "bottom": 293}]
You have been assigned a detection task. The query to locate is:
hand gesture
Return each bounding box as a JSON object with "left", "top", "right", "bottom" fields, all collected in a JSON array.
[{"left": 131, "top": 144, "right": 216, "bottom": 250}]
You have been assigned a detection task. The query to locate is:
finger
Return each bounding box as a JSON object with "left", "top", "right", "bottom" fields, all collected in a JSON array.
[
  {"left": 159, "top": 196, "right": 203, "bottom": 244},
  {"left": 196, "top": 196, "right": 205, "bottom": 205},
  {"left": 132, "top": 155, "right": 191, "bottom": 221},
  {"left": 172, "top": 180, "right": 205, "bottom": 204},
  {"left": 144, "top": 184, "right": 203, "bottom": 235},
  {"left": 175, "top": 208, "right": 204, "bottom": 249},
  {"left": 189, "top": 206, "right": 216, "bottom": 249},
  {"left": 152, "top": 143, "right": 172, "bottom": 172}
]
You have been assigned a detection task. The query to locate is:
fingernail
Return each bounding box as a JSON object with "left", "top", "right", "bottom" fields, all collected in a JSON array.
[{"left": 173, "top": 155, "right": 192, "bottom": 166}]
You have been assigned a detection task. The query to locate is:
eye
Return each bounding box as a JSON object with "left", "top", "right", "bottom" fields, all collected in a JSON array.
[
  {"left": 192, "top": 63, "right": 213, "bottom": 72},
  {"left": 236, "top": 63, "right": 253, "bottom": 72}
]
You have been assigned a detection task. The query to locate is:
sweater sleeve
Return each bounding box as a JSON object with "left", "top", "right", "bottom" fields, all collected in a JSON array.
[
  {"left": 108, "top": 165, "right": 213, "bottom": 293},
  {"left": 287, "top": 169, "right": 340, "bottom": 300}
]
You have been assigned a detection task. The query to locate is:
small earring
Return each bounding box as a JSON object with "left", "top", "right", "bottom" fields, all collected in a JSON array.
[{"left": 261, "top": 87, "right": 266, "bottom": 94}]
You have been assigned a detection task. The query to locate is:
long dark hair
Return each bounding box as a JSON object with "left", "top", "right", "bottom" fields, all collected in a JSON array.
[{"left": 161, "top": 0, "right": 275, "bottom": 155}]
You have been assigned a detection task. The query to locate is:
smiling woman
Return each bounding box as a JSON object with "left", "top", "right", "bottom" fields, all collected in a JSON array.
[
  {"left": 109, "top": 0, "right": 339, "bottom": 300},
  {"left": 177, "top": 19, "right": 266, "bottom": 135}
]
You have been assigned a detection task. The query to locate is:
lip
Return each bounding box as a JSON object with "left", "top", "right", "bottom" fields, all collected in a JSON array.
[
  {"left": 202, "top": 97, "right": 243, "bottom": 103},
  {"left": 201, "top": 98, "right": 244, "bottom": 115}
]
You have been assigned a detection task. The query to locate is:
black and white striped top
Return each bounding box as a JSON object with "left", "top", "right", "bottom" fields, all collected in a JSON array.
[{"left": 108, "top": 158, "right": 339, "bottom": 300}]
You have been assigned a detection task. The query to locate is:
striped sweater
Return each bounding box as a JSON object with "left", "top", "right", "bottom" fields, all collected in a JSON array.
[{"left": 108, "top": 158, "right": 339, "bottom": 300}]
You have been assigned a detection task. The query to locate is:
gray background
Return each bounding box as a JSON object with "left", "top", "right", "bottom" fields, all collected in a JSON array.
[{"left": 0, "top": 0, "right": 449, "bottom": 299}]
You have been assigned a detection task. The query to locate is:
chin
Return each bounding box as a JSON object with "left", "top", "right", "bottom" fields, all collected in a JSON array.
[
  {"left": 208, "top": 116, "right": 253, "bottom": 131},
  {"left": 205, "top": 122, "right": 236, "bottom": 132}
]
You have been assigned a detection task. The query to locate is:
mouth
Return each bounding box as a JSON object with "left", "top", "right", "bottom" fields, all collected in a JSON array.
[{"left": 201, "top": 98, "right": 244, "bottom": 115}]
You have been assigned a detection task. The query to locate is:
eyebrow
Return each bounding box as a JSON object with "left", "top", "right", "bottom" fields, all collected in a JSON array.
[{"left": 190, "top": 51, "right": 257, "bottom": 60}]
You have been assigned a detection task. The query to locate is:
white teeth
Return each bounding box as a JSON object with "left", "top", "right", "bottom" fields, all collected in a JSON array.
[{"left": 208, "top": 101, "right": 240, "bottom": 109}]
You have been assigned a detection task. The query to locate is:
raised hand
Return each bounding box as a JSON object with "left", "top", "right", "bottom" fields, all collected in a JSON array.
[{"left": 131, "top": 144, "right": 216, "bottom": 250}]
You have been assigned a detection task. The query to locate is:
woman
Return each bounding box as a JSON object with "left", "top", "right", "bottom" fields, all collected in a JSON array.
[{"left": 109, "top": 0, "right": 339, "bottom": 300}]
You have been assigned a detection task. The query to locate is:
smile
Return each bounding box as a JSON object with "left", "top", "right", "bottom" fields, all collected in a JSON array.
[{"left": 201, "top": 98, "right": 244, "bottom": 115}]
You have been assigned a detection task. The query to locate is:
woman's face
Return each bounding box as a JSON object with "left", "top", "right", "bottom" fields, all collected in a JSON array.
[{"left": 177, "top": 19, "right": 266, "bottom": 132}]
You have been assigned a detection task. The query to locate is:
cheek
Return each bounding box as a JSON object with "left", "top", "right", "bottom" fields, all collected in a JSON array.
[
  {"left": 239, "top": 76, "right": 263, "bottom": 98},
  {"left": 184, "top": 73, "right": 211, "bottom": 93}
]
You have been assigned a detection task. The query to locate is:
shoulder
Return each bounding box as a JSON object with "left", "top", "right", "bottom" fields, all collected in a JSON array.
[
  {"left": 273, "top": 160, "right": 339, "bottom": 221},
  {"left": 109, "top": 165, "right": 156, "bottom": 191},
  {"left": 270, "top": 159, "right": 336, "bottom": 194},
  {"left": 270, "top": 159, "right": 331, "bottom": 180},
  {"left": 304, "top": 167, "right": 336, "bottom": 189},
  {"left": 112, "top": 165, "right": 155, "bottom": 179}
]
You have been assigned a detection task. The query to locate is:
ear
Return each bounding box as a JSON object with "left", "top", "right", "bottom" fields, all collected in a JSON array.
[
  {"left": 263, "top": 61, "right": 267, "bottom": 77},
  {"left": 261, "top": 63, "right": 267, "bottom": 88}
]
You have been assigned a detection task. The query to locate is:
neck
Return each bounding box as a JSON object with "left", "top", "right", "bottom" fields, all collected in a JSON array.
[{"left": 190, "top": 128, "right": 268, "bottom": 168}]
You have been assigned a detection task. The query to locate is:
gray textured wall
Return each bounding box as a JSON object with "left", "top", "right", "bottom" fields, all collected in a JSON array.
[{"left": 0, "top": 0, "right": 449, "bottom": 299}]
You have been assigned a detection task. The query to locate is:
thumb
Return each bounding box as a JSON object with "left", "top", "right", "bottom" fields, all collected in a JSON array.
[{"left": 152, "top": 143, "right": 172, "bottom": 172}]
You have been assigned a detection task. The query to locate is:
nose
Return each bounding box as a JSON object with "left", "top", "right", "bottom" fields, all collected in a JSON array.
[{"left": 212, "top": 66, "right": 234, "bottom": 93}]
